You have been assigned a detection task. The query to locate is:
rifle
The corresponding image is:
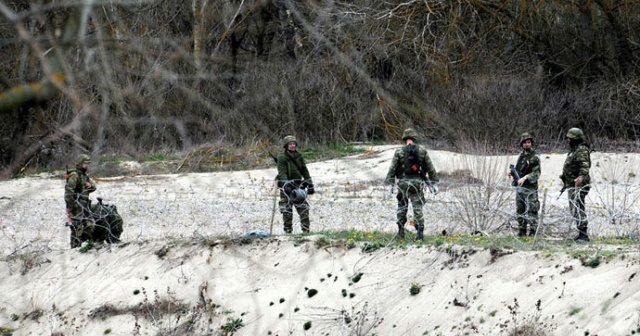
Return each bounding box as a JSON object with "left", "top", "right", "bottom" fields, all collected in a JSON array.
[
  {"left": 556, "top": 174, "right": 567, "bottom": 200},
  {"left": 509, "top": 164, "right": 520, "bottom": 187}
]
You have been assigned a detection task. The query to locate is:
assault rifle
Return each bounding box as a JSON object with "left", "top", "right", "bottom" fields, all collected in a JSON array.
[
  {"left": 557, "top": 174, "right": 567, "bottom": 200},
  {"left": 509, "top": 164, "right": 520, "bottom": 187}
]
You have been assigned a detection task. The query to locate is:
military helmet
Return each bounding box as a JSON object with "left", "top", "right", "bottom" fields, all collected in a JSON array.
[
  {"left": 401, "top": 128, "right": 419, "bottom": 141},
  {"left": 519, "top": 132, "right": 534, "bottom": 145},
  {"left": 566, "top": 128, "right": 584, "bottom": 140},
  {"left": 282, "top": 135, "right": 298, "bottom": 148},
  {"left": 76, "top": 154, "right": 91, "bottom": 166}
]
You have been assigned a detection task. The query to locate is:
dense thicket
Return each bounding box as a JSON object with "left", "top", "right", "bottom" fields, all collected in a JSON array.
[{"left": 1, "top": 0, "right": 639, "bottom": 175}]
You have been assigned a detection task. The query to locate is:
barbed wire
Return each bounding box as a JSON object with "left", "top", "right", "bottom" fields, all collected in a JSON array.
[{"left": 2, "top": 178, "right": 639, "bottom": 257}]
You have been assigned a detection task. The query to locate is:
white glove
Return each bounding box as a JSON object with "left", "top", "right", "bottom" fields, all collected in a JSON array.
[
  {"left": 385, "top": 186, "right": 394, "bottom": 199},
  {"left": 430, "top": 185, "right": 439, "bottom": 195}
]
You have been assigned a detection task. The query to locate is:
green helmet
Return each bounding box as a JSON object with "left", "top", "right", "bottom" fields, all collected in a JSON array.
[
  {"left": 519, "top": 132, "right": 534, "bottom": 145},
  {"left": 282, "top": 135, "right": 298, "bottom": 148},
  {"left": 566, "top": 128, "right": 584, "bottom": 140},
  {"left": 401, "top": 128, "right": 419, "bottom": 141},
  {"left": 76, "top": 154, "right": 91, "bottom": 166}
]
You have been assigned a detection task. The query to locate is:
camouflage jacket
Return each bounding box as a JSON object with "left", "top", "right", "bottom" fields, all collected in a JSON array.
[
  {"left": 562, "top": 143, "right": 591, "bottom": 186},
  {"left": 64, "top": 169, "right": 96, "bottom": 211},
  {"left": 385, "top": 144, "right": 438, "bottom": 185},
  {"left": 515, "top": 149, "right": 541, "bottom": 189},
  {"left": 276, "top": 150, "right": 313, "bottom": 187}
]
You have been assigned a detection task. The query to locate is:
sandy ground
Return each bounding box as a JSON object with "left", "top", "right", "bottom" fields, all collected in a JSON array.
[{"left": 1, "top": 145, "right": 640, "bottom": 335}]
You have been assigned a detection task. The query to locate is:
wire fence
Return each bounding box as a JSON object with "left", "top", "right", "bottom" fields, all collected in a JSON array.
[{"left": 2, "top": 174, "right": 640, "bottom": 258}]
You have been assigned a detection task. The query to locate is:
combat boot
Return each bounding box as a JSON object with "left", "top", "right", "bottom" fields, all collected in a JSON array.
[
  {"left": 574, "top": 228, "right": 589, "bottom": 242},
  {"left": 397, "top": 223, "right": 405, "bottom": 239},
  {"left": 416, "top": 227, "right": 424, "bottom": 240},
  {"left": 283, "top": 214, "right": 293, "bottom": 234},
  {"left": 518, "top": 227, "right": 527, "bottom": 237},
  {"left": 301, "top": 220, "right": 310, "bottom": 233}
]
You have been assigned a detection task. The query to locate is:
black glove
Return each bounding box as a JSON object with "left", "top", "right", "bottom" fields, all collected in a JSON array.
[
  {"left": 307, "top": 185, "right": 315, "bottom": 195},
  {"left": 283, "top": 184, "right": 293, "bottom": 195}
]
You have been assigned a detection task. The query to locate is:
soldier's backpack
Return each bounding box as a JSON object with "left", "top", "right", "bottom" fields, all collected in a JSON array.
[
  {"left": 402, "top": 145, "right": 422, "bottom": 178},
  {"left": 91, "top": 198, "right": 124, "bottom": 244}
]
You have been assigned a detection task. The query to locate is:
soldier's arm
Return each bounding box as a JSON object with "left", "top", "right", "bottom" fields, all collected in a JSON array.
[
  {"left": 385, "top": 151, "right": 400, "bottom": 185},
  {"left": 64, "top": 173, "right": 79, "bottom": 209},
  {"left": 524, "top": 155, "right": 541, "bottom": 184},
  {"left": 276, "top": 155, "right": 288, "bottom": 185},
  {"left": 422, "top": 151, "right": 439, "bottom": 183},
  {"left": 298, "top": 156, "right": 313, "bottom": 185},
  {"left": 574, "top": 147, "right": 591, "bottom": 185},
  {"left": 86, "top": 176, "right": 97, "bottom": 193}
]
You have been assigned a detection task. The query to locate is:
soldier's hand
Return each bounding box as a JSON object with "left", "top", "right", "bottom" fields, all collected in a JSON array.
[
  {"left": 431, "top": 185, "right": 439, "bottom": 195},
  {"left": 85, "top": 182, "right": 92, "bottom": 188},
  {"left": 307, "top": 186, "right": 315, "bottom": 195},
  {"left": 517, "top": 177, "right": 526, "bottom": 186},
  {"left": 574, "top": 176, "right": 583, "bottom": 186}
]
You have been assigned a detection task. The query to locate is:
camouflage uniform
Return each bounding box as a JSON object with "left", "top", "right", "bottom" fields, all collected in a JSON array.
[
  {"left": 385, "top": 129, "right": 438, "bottom": 239},
  {"left": 561, "top": 128, "right": 591, "bottom": 241},
  {"left": 277, "top": 136, "right": 314, "bottom": 233},
  {"left": 513, "top": 133, "right": 541, "bottom": 237},
  {"left": 64, "top": 154, "right": 96, "bottom": 248}
]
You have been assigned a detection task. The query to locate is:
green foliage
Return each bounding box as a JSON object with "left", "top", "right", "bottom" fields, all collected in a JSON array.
[
  {"left": 104, "top": 328, "right": 112, "bottom": 334},
  {"left": 351, "top": 272, "right": 363, "bottom": 283},
  {"left": 410, "top": 280, "right": 422, "bottom": 296},
  {"left": 78, "top": 240, "right": 95, "bottom": 253},
  {"left": 568, "top": 306, "right": 582, "bottom": 316},
  {"left": 147, "top": 153, "right": 165, "bottom": 161},
  {"left": 314, "top": 236, "right": 331, "bottom": 249},
  {"left": 220, "top": 318, "right": 244, "bottom": 335}
]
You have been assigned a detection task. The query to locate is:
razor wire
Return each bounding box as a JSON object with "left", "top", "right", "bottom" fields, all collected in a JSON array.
[{"left": 2, "top": 175, "right": 640, "bottom": 256}]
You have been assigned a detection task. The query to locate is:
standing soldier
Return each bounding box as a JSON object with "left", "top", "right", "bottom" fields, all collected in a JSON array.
[
  {"left": 64, "top": 154, "right": 96, "bottom": 248},
  {"left": 509, "top": 133, "right": 541, "bottom": 237},
  {"left": 276, "top": 135, "right": 315, "bottom": 234},
  {"left": 385, "top": 128, "right": 438, "bottom": 240},
  {"left": 561, "top": 127, "right": 592, "bottom": 242}
]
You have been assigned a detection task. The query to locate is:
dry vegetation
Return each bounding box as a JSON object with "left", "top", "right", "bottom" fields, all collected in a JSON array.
[{"left": 0, "top": 0, "right": 639, "bottom": 178}]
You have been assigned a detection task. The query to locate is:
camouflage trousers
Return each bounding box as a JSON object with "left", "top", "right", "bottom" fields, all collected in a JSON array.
[
  {"left": 515, "top": 188, "right": 540, "bottom": 236},
  {"left": 69, "top": 205, "right": 95, "bottom": 248},
  {"left": 568, "top": 186, "right": 590, "bottom": 231},
  {"left": 279, "top": 191, "right": 310, "bottom": 233},
  {"left": 396, "top": 183, "right": 426, "bottom": 230}
]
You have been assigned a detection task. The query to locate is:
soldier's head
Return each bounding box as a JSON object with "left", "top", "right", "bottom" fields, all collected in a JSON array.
[
  {"left": 519, "top": 132, "right": 534, "bottom": 150},
  {"left": 75, "top": 154, "right": 91, "bottom": 171},
  {"left": 566, "top": 127, "right": 584, "bottom": 146},
  {"left": 282, "top": 135, "right": 298, "bottom": 151},
  {"left": 401, "top": 128, "right": 419, "bottom": 144}
]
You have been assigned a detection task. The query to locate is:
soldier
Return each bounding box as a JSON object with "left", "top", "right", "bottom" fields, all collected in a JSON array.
[
  {"left": 385, "top": 128, "right": 439, "bottom": 240},
  {"left": 509, "top": 133, "right": 541, "bottom": 237},
  {"left": 64, "top": 154, "right": 96, "bottom": 248},
  {"left": 276, "top": 135, "right": 315, "bottom": 233},
  {"left": 561, "top": 127, "right": 592, "bottom": 242}
]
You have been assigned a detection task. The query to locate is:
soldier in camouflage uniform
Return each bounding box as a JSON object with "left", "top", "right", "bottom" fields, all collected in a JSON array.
[
  {"left": 64, "top": 154, "right": 96, "bottom": 248},
  {"left": 276, "top": 135, "right": 315, "bottom": 233},
  {"left": 561, "top": 127, "right": 592, "bottom": 242},
  {"left": 385, "top": 128, "right": 439, "bottom": 240},
  {"left": 509, "top": 133, "right": 541, "bottom": 237}
]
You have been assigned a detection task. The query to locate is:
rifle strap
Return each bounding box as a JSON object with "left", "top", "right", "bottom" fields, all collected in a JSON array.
[{"left": 284, "top": 151, "right": 305, "bottom": 179}]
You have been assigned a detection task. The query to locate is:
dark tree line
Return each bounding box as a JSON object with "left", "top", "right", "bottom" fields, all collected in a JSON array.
[{"left": 0, "top": 0, "right": 639, "bottom": 177}]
